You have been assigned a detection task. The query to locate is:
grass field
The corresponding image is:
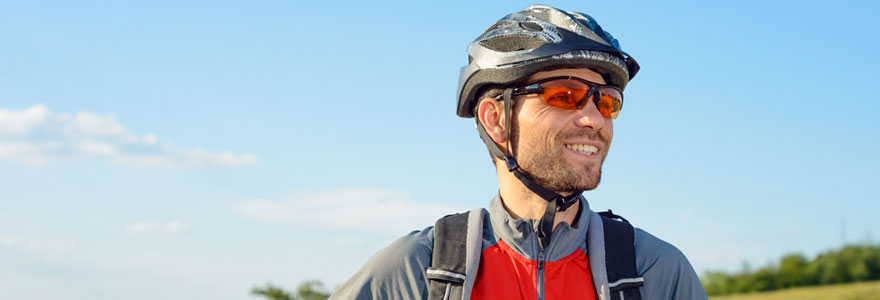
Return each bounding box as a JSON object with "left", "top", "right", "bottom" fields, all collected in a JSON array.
[{"left": 710, "top": 281, "right": 880, "bottom": 300}]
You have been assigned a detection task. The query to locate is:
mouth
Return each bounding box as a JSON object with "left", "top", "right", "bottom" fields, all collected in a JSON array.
[{"left": 564, "top": 143, "right": 599, "bottom": 156}]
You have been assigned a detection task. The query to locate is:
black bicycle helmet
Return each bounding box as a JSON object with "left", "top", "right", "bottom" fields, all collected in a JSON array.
[
  {"left": 456, "top": 4, "right": 639, "bottom": 118},
  {"left": 456, "top": 5, "right": 640, "bottom": 249}
]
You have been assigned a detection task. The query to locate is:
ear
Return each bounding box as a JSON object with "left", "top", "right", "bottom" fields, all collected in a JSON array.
[{"left": 477, "top": 97, "right": 508, "bottom": 150}]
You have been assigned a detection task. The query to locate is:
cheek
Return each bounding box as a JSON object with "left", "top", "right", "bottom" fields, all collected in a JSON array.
[
  {"left": 603, "top": 120, "right": 614, "bottom": 143},
  {"left": 534, "top": 113, "right": 565, "bottom": 144},
  {"left": 516, "top": 101, "right": 557, "bottom": 136}
]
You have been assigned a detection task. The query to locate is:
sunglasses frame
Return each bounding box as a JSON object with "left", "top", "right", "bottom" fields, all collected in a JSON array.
[{"left": 496, "top": 76, "right": 624, "bottom": 119}]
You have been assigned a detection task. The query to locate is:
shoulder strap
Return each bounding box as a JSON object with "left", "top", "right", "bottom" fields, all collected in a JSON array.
[
  {"left": 427, "top": 208, "right": 485, "bottom": 300},
  {"left": 598, "top": 210, "right": 644, "bottom": 300}
]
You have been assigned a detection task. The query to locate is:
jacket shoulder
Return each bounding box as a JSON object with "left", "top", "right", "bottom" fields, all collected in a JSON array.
[
  {"left": 330, "top": 227, "right": 435, "bottom": 300},
  {"left": 633, "top": 228, "right": 708, "bottom": 299}
]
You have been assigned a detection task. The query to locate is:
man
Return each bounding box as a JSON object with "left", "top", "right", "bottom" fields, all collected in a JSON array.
[{"left": 331, "top": 5, "right": 707, "bottom": 300}]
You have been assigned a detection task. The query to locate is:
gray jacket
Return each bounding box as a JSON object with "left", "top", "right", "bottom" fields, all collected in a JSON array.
[{"left": 332, "top": 197, "right": 707, "bottom": 299}]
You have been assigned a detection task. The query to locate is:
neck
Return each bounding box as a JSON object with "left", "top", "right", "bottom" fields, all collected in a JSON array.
[{"left": 496, "top": 161, "right": 581, "bottom": 230}]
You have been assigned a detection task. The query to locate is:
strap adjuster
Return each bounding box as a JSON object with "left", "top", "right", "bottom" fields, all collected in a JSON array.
[
  {"left": 608, "top": 277, "right": 644, "bottom": 292},
  {"left": 426, "top": 268, "right": 466, "bottom": 284}
]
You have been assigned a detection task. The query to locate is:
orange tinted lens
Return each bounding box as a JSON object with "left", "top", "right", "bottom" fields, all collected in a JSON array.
[
  {"left": 540, "top": 79, "right": 589, "bottom": 109},
  {"left": 597, "top": 88, "right": 622, "bottom": 119}
]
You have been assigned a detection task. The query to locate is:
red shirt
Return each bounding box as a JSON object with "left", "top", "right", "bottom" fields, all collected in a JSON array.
[{"left": 471, "top": 239, "right": 598, "bottom": 300}]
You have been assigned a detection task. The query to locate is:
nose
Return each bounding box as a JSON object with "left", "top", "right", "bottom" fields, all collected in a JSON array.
[{"left": 574, "top": 96, "right": 607, "bottom": 129}]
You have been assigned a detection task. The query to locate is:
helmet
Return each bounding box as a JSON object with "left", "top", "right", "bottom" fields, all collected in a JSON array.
[
  {"left": 456, "top": 4, "right": 639, "bottom": 118},
  {"left": 456, "top": 5, "right": 640, "bottom": 249}
]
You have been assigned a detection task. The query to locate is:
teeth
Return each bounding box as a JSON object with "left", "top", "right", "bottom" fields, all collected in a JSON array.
[{"left": 565, "top": 144, "right": 598, "bottom": 155}]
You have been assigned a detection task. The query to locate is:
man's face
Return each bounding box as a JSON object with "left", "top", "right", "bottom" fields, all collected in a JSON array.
[{"left": 509, "top": 68, "right": 614, "bottom": 193}]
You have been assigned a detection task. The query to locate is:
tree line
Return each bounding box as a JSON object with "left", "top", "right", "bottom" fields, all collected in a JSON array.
[{"left": 702, "top": 243, "right": 880, "bottom": 295}]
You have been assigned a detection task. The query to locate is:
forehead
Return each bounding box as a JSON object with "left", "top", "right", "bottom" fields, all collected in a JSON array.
[{"left": 525, "top": 68, "right": 606, "bottom": 85}]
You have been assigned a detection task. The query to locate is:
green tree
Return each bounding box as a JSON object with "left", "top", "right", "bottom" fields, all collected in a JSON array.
[
  {"left": 778, "top": 253, "right": 808, "bottom": 288},
  {"left": 868, "top": 245, "right": 880, "bottom": 281},
  {"left": 251, "top": 283, "right": 292, "bottom": 300},
  {"left": 702, "top": 271, "right": 736, "bottom": 295},
  {"left": 293, "top": 280, "right": 330, "bottom": 300},
  {"left": 750, "top": 267, "right": 779, "bottom": 291},
  {"left": 252, "top": 280, "right": 330, "bottom": 300}
]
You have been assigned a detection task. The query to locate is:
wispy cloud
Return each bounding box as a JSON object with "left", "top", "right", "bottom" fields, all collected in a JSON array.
[
  {"left": 0, "top": 104, "right": 256, "bottom": 168},
  {"left": 125, "top": 221, "right": 191, "bottom": 235},
  {"left": 231, "top": 188, "right": 465, "bottom": 235}
]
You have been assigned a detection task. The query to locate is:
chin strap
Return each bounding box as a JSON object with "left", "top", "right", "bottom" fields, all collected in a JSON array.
[{"left": 497, "top": 88, "right": 582, "bottom": 249}]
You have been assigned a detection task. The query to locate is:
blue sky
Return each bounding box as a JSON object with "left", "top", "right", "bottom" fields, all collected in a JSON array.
[{"left": 1, "top": 1, "right": 878, "bottom": 299}]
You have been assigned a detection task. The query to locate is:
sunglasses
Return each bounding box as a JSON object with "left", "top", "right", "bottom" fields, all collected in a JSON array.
[{"left": 498, "top": 76, "right": 624, "bottom": 119}]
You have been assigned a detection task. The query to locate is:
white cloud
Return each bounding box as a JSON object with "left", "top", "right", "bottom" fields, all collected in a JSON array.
[
  {"left": 125, "top": 221, "right": 191, "bottom": 235},
  {"left": 231, "top": 188, "right": 466, "bottom": 235},
  {"left": 0, "top": 104, "right": 50, "bottom": 135},
  {"left": 0, "top": 104, "right": 256, "bottom": 168},
  {"left": 0, "top": 236, "right": 81, "bottom": 255}
]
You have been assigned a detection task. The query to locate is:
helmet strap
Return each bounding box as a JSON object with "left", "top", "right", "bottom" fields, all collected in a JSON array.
[{"left": 499, "top": 88, "right": 582, "bottom": 249}]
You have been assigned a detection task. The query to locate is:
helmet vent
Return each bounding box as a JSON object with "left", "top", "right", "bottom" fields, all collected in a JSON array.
[
  {"left": 479, "top": 35, "right": 545, "bottom": 52},
  {"left": 519, "top": 21, "right": 543, "bottom": 32}
]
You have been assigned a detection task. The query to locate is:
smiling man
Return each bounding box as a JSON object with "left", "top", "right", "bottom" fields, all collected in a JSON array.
[{"left": 331, "top": 5, "right": 707, "bottom": 300}]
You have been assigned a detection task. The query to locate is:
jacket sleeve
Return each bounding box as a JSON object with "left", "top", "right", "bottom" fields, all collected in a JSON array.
[
  {"left": 634, "top": 228, "right": 708, "bottom": 300},
  {"left": 330, "top": 227, "right": 434, "bottom": 300}
]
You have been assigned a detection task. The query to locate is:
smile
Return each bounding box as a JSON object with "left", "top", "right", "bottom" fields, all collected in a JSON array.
[{"left": 564, "top": 144, "right": 598, "bottom": 155}]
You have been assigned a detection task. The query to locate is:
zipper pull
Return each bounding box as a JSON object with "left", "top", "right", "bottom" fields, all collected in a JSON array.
[{"left": 537, "top": 252, "right": 545, "bottom": 269}]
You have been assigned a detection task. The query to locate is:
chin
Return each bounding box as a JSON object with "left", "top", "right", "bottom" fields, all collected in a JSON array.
[
  {"left": 578, "top": 179, "right": 601, "bottom": 191},
  {"left": 582, "top": 184, "right": 600, "bottom": 191},
  {"left": 550, "top": 171, "right": 601, "bottom": 193},
  {"left": 577, "top": 171, "right": 602, "bottom": 191}
]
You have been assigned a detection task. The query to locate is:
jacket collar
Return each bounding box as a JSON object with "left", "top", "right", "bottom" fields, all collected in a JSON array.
[{"left": 487, "top": 194, "right": 592, "bottom": 261}]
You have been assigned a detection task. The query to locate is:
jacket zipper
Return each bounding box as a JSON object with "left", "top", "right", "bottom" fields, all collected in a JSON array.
[{"left": 537, "top": 251, "right": 545, "bottom": 300}]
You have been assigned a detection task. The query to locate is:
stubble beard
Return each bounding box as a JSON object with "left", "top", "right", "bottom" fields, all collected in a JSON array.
[{"left": 510, "top": 123, "right": 607, "bottom": 194}]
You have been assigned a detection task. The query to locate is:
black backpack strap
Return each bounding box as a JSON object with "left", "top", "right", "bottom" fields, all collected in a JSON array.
[
  {"left": 427, "top": 211, "right": 468, "bottom": 300},
  {"left": 427, "top": 208, "right": 485, "bottom": 300},
  {"left": 599, "top": 210, "right": 644, "bottom": 300}
]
